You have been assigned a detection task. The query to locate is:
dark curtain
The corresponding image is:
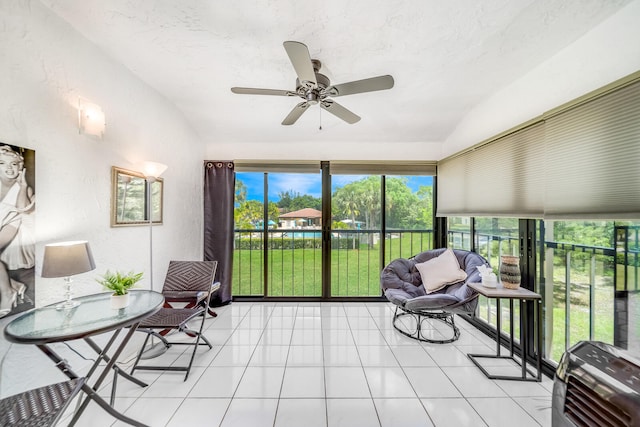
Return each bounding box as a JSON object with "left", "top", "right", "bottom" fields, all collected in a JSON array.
[{"left": 203, "top": 161, "right": 234, "bottom": 306}]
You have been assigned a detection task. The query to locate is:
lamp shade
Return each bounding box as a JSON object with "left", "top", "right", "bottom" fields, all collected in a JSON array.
[
  {"left": 41, "top": 241, "right": 96, "bottom": 278},
  {"left": 140, "top": 161, "right": 168, "bottom": 179}
]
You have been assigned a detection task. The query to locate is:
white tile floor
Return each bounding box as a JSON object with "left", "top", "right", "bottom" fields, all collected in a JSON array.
[{"left": 73, "top": 302, "right": 553, "bottom": 427}]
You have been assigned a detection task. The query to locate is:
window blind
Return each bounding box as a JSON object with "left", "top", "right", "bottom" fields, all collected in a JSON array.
[
  {"left": 329, "top": 161, "right": 437, "bottom": 176},
  {"left": 437, "top": 122, "right": 545, "bottom": 218},
  {"left": 234, "top": 161, "right": 437, "bottom": 176},
  {"left": 544, "top": 79, "right": 640, "bottom": 219},
  {"left": 234, "top": 160, "right": 320, "bottom": 173}
]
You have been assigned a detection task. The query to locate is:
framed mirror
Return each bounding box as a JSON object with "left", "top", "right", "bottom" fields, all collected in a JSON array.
[{"left": 111, "top": 166, "right": 163, "bottom": 227}]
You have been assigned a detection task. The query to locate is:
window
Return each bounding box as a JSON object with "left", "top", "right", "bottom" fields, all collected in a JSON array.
[{"left": 233, "top": 165, "right": 435, "bottom": 299}]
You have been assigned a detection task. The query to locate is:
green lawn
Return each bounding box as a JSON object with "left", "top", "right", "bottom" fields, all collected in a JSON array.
[
  {"left": 234, "top": 246, "right": 389, "bottom": 297},
  {"left": 233, "top": 233, "right": 433, "bottom": 296}
]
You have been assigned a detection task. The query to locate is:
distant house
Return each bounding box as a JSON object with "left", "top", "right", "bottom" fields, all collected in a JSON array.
[{"left": 279, "top": 208, "right": 322, "bottom": 229}]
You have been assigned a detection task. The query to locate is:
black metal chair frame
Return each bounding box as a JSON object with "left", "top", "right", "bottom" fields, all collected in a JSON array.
[
  {"left": 160, "top": 281, "right": 221, "bottom": 330},
  {"left": 392, "top": 293, "right": 478, "bottom": 344},
  {"left": 130, "top": 261, "right": 218, "bottom": 381},
  {"left": 0, "top": 378, "right": 86, "bottom": 427}
]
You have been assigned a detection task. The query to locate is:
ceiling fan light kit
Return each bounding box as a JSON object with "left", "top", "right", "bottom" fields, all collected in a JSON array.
[{"left": 231, "top": 41, "right": 394, "bottom": 126}]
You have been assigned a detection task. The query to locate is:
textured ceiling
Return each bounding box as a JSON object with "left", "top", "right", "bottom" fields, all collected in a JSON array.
[{"left": 41, "top": 0, "right": 632, "bottom": 147}]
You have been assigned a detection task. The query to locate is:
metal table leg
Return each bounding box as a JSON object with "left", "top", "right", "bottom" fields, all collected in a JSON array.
[
  {"left": 84, "top": 336, "right": 148, "bottom": 405},
  {"left": 496, "top": 298, "right": 501, "bottom": 356},
  {"left": 37, "top": 324, "right": 150, "bottom": 427},
  {"left": 520, "top": 299, "right": 527, "bottom": 379},
  {"left": 467, "top": 295, "right": 542, "bottom": 382}
]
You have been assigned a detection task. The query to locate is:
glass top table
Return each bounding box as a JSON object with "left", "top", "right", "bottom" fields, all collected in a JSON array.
[
  {"left": 4, "top": 290, "right": 165, "bottom": 344},
  {"left": 3, "top": 290, "right": 164, "bottom": 427}
]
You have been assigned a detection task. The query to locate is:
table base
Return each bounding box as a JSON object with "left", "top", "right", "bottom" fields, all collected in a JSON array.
[
  {"left": 467, "top": 354, "right": 540, "bottom": 381},
  {"left": 38, "top": 325, "right": 149, "bottom": 427}
]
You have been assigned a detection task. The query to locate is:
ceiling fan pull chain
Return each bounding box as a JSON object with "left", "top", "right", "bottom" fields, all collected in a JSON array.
[{"left": 319, "top": 106, "right": 322, "bottom": 130}]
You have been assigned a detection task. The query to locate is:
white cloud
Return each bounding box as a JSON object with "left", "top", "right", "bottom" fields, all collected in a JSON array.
[
  {"left": 331, "top": 175, "right": 366, "bottom": 188},
  {"left": 268, "top": 173, "right": 321, "bottom": 198}
]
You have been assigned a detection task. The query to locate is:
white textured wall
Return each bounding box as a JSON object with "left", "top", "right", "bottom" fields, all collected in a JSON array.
[
  {"left": 0, "top": 0, "right": 204, "bottom": 395},
  {"left": 443, "top": 0, "right": 640, "bottom": 158},
  {"left": 1, "top": 0, "right": 204, "bottom": 303}
]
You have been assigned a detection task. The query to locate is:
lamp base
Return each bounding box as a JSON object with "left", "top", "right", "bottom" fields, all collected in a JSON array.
[{"left": 56, "top": 276, "right": 79, "bottom": 310}]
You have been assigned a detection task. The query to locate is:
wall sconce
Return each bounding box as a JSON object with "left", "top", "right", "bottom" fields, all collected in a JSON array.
[{"left": 78, "top": 98, "right": 106, "bottom": 138}]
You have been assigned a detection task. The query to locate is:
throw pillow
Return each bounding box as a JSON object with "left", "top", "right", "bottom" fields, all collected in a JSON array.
[{"left": 414, "top": 249, "right": 467, "bottom": 294}]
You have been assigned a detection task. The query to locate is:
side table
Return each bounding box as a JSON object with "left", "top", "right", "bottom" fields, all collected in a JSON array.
[{"left": 467, "top": 282, "right": 542, "bottom": 382}]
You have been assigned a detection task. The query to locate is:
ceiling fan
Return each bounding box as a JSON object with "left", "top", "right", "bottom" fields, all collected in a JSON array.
[{"left": 231, "top": 41, "right": 394, "bottom": 125}]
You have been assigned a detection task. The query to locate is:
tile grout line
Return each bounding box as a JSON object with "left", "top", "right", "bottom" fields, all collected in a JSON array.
[
  {"left": 271, "top": 303, "right": 298, "bottom": 427},
  {"left": 214, "top": 303, "right": 262, "bottom": 427},
  {"left": 371, "top": 302, "right": 439, "bottom": 427},
  {"left": 345, "top": 303, "right": 383, "bottom": 427}
]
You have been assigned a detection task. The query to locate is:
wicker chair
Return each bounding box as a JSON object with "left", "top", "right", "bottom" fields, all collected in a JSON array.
[
  {"left": 161, "top": 260, "right": 220, "bottom": 318},
  {"left": 131, "top": 260, "right": 218, "bottom": 380},
  {"left": 0, "top": 378, "right": 85, "bottom": 426},
  {"left": 381, "top": 248, "right": 490, "bottom": 343}
]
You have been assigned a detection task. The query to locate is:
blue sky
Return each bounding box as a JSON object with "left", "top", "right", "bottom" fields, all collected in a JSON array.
[{"left": 238, "top": 172, "right": 433, "bottom": 202}]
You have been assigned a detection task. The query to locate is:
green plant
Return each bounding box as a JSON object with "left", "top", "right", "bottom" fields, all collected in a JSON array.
[{"left": 97, "top": 270, "right": 143, "bottom": 296}]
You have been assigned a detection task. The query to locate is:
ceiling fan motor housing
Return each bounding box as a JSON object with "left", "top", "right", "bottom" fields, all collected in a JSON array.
[{"left": 296, "top": 70, "right": 330, "bottom": 104}]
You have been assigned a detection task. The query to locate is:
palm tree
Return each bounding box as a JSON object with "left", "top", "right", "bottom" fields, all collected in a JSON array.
[{"left": 342, "top": 190, "right": 360, "bottom": 249}]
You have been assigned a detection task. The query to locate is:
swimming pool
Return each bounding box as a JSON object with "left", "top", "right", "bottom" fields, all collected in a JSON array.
[{"left": 283, "top": 231, "right": 321, "bottom": 238}]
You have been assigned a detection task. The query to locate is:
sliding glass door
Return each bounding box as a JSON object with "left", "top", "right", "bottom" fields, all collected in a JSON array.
[
  {"left": 330, "top": 175, "right": 382, "bottom": 296},
  {"left": 232, "top": 165, "right": 435, "bottom": 299},
  {"left": 233, "top": 170, "right": 323, "bottom": 297},
  {"left": 233, "top": 172, "right": 265, "bottom": 296}
]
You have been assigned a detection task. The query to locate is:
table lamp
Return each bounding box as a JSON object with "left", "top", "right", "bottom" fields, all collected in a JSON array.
[{"left": 42, "top": 241, "right": 96, "bottom": 310}]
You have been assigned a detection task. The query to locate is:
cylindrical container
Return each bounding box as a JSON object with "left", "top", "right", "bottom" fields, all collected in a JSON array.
[
  {"left": 110, "top": 292, "right": 130, "bottom": 309},
  {"left": 499, "top": 255, "right": 521, "bottom": 289}
]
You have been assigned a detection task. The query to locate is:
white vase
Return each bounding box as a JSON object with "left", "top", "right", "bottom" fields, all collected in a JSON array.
[{"left": 110, "top": 293, "right": 130, "bottom": 309}]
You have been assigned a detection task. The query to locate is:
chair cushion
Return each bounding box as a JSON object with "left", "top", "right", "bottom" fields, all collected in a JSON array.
[
  {"left": 379, "top": 258, "right": 425, "bottom": 297},
  {"left": 414, "top": 248, "right": 467, "bottom": 294},
  {"left": 404, "top": 293, "right": 460, "bottom": 311},
  {"left": 381, "top": 249, "right": 489, "bottom": 314}
]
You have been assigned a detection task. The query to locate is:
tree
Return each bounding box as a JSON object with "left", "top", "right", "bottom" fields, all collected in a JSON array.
[
  {"left": 333, "top": 187, "right": 361, "bottom": 248},
  {"left": 385, "top": 177, "right": 422, "bottom": 229},
  {"left": 277, "top": 190, "right": 321, "bottom": 212},
  {"left": 291, "top": 194, "right": 321, "bottom": 211},
  {"left": 266, "top": 201, "right": 280, "bottom": 226},
  {"left": 277, "top": 190, "right": 294, "bottom": 211},
  {"left": 234, "top": 200, "right": 262, "bottom": 229},
  {"left": 333, "top": 183, "right": 364, "bottom": 225},
  {"left": 359, "top": 176, "right": 381, "bottom": 230},
  {"left": 235, "top": 200, "right": 280, "bottom": 229},
  {"left": 416, "top": 185, "right": 433, "bottom": 229},
  {"left": 552, "top": 220, "right": 613, "bottom": 247},
  {"left": 235, "top": 179, "right": 247, "bottom": 205}
]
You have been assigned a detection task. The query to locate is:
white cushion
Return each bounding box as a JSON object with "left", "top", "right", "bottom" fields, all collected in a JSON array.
[{"left": 414, "top": 249, "right": 467, "bottom": 294}]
